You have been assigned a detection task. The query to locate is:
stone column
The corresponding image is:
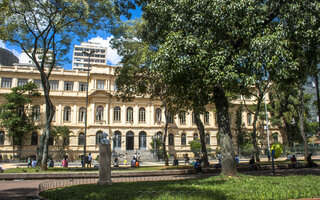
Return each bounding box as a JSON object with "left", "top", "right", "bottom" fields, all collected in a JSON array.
[{"left": 97, "top": 143, "right": 113, "bottom": 185}]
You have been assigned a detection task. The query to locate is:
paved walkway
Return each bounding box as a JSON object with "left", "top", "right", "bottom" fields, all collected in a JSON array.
[{"left": 0, "top": 168, "right": 319, "bottom": 200}]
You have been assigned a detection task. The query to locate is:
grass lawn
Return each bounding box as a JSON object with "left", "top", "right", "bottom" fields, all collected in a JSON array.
[{"left": 39, "top": 174, "right": 320, "bottom": 200}]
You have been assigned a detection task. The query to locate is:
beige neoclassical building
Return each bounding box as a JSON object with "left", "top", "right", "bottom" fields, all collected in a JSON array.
[{"left": 0, "top": 64, "right": 281, "bottom": 161}]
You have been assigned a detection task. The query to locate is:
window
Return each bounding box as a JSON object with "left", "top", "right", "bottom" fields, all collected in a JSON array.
[
  {"left": 1, "top": 78, "right": 12, "bottom": 88},
  {"left": 126, "top": 107, "right": 133, "bottom": 122},
  {"left": 181, "top": 134, "right": 186, "bottom": 145},
  {"left": 33, "top": 105, "right": 40, "bottom": 121},
  {"left": 48, "top": 136, "right": 54, "bottom": 145},
  {"left": 64, "top": 106, "right": 71, "bottom": 121},
  {"left": 192, "top": 112, "right": 195, "bottom": 124},
  {"left": 113, "top": 131, "right": 121, "bottom": 149},
  {"left": 78, "top": 132, "right": 84, "bottom": 145},
  {"left": 79, "top": 82, "right": 87, "bottom": 91},
  {"left": 96, "top": 131, "right": 103, "bottom": 145},
  {"left": 272, "top": 133, "right": 279, "bottom": 143},
  {"left": 34, "top": 79, "right": 43, "bottom": 89},
  {"left": 0, "top": 131, "right": 4, "bottom": 145},
  {"left": 50, "top": 80, "right": 59, "bottom": 90},
  {"left": 114, "top": 106, "right": 121, "bottom": 121},
  {"left": 156, "top": 132, "right": 162, "bottom": 142},
  {"left": 64, "top": 81, "right": 74, "bottom": 91},
  {"left": 167, "top": 113, "right": 174, "bottom": 123},
  {"left": 169, "top": 134, "right": 174, "bottom": 146},
  {"left": 204, "top": 112, "right": 210, "bottom": 124},
  {"left": 139, "top": 108, "right": 146, "bottom": 122},
  {"left": 155, "top": 108, "right": 162, "bottom": 122},
  {"left": 96, "top": 106, "right": 104, "bottom": 121},
  {"left": 97, "top": 80, "right": 105, "bottom": 90},
  {"left": 79, "top": 107, "right": 85, "bottom": 122},
  {"left": 247, "top": 113, "right": 253, "bottom": 125},
  {"left": 31, "top": 132, "right": 38, "bottom": 145},
  {"left": 114, "top": 81, "right": 117, "bottom": 91},
  {"left": 126, "top": 131, "right": 134, "bottom": 150},
  {"left": 193, "top": 133, "right": 198, "bottom": 140},
  {"left": 18, "top": 79, "right": 28, "bottom": 86},
  {"left": 206, "top": 134, "right": 210, "bottom": 145},
  {"left": 179, "top": 112, "right": 186, "bottom": 124},
  {"left": 139, "top": 131, "right": 147, "bottom": 149},
  {"left": 52, "top": 106, "right": 56, "bottom": 121}
]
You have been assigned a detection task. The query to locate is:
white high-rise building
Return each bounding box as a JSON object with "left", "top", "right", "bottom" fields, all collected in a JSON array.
[{"left": 72, "top": 42, "right": 107, "bottom": 71}]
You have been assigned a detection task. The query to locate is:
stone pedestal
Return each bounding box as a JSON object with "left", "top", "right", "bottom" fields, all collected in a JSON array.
[{"left": 97, "top": 143, "right": 113, "bottom": 185}]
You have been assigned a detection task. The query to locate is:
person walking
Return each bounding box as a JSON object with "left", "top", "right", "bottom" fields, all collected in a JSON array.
[
  {"left": 27, "top": 157, "right": 32, "bottom": 168},
  {"left": 184, "top": 154, "right": 190, "bottom": 165},
  {"left": 87, "top": 153, "right": 92, "bottom": 168}
]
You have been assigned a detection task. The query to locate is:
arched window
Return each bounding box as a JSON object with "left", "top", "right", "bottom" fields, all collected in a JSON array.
[
  {"left": 0, "top": 131, "right": 5, "bottom": 145},
  {"left": 52, "top": 106, "right": 56, "bottom": 121},
  {"left": 113, "top": 131, "right": 121, "bottom": 149},
  {"left": 78, "top": 132, "right": 84, "bottom": 145},
  {"left": 139, "top": 108, "right": 146, "bottom": 122},
  {"left": 79, "top": 107, "right": 85, "bottom": 122},
  {"left": 155, "top": 108, "right": 162, "bottom": 122},
  {"left": 114, "top": 106, "right": 121, "bottom": 122},
  {"left": 139, "top": 131, "right": 147, "bottom": 149},
  {"left": 192, "top": 112, "right": 195, "bottom": 124},
  {"left": 193, "top": 133, "right": 198, "bottom": 140},
  {"left": 126, "top": 131, "right": 134, "bottom": 150},
  {"left": 179, "top": 112, "right": 186, "bottom": 124},
  {"left": 167, "top": 113, "right": 174, "bottom": 123},
  {"left": 156, "top": 132, "right": 162, "bottom": 142},
  {"left": 247, "top": 113, "right": 252, "bottom": 125},
  {"left": 181, "top": 133, "right": 186, "bottom": 146},
  {"left": 96, "top": 131, "right": 103, "bottom": 145},
  {"left": 126, "top": 107, "right": 133, "bottom": 122},
  {"left": 169, "top": 133, "right": 174, "bottom": 146},
  {"left": 31, "top": 132, "right": 38, "bottom": 145},
  {"left": 204, "top": 112, "right": 210, "bottom": 124},
  {"left": 33, "top": 105, "right": 40, "bottom": 121},
  {"left": 206, "top": 134, "right": 210, "bottom": 145},
  {"left": 272, "top": 132, "right": 279, "bottom": 143},
  {"left": 48, "top": 136, "right": 54, "bottom": 145},
  {"left": 63, "top": 106, "right": 71, "bottom": 121},
  {"left": 96, "top": 106, "right": 104, "bottom": 121}
]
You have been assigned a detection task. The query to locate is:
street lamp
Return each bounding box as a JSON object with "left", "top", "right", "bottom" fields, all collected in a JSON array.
[{"left": 82, "top": 50, "right": 95, "bottom": 167}]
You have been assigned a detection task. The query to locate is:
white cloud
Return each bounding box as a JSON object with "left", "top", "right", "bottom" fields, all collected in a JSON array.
[
  {"left": 88, "top": 36, "right": 122, "bottom": 65},
  {"left": 0, "top": 40, "right": 6, "bottom": 48}
]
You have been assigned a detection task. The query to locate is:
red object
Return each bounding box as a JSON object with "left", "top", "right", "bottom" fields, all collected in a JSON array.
[{"left": 135, "top": 161, "right": 139, "bottom": 167}]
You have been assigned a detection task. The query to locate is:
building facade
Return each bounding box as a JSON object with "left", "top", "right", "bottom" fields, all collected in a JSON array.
[
  {"left": 0, "top": 64, "right": 281, "bottom": 161},
  {"left": 72, "top": 42, "right": 108, "bottom": 71}
]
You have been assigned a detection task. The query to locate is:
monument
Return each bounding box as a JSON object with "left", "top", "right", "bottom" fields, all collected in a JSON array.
[{"left": 97, "top": 132, "right": 113, "bottom": 185}]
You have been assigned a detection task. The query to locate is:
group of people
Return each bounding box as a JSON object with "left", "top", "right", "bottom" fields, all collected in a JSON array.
[
  {"left": 287, "top": 153, "right": 318, "bottom": 168},
  {"left": 81, "top": 153, "right": 93, "bottom": 168},
  {"left": 27, "top": 157, "right": 38, "bottom": 168},
  {"left": 131, "top": 153, "right": 140, "bottom": 167}
]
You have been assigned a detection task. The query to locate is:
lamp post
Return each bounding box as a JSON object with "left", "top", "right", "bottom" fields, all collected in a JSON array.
[{"left": 82, "top": 50, "right": 95, "bottom": 167}]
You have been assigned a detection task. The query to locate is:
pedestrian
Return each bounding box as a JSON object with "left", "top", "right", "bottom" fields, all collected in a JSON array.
[
  {"left": 87, "top": 153, "right": 92, "bottom": 168},
  {"left": 81, "top": 155, "right": 85, "bottom": 167},
  {"left": 235, "top": 155, "right": 239, "bottom": 166},
  {"left": 48, "top": 159, "right": 54, "bottom": 167},
  {"left": 0, "top": 165, "right": 4, "bottom": 173},
  {"left": 218, "top": 153, "right": 222, "bottom": 163},
  {"left": 114, "top": 157, "right": 119, "bottom": 167},
  {"left": 184, "top": 154, "right": 190, "bottom": 165},
  {"left": 173, "top": 156, "right": 179, "bottom": 165},
  {"left": 62, "top": 157, "right": 68, "bottom": 167},
  {"left": 31, "top": 159, "right": 37, "bottom": 168},
  {"left": 27, "top": 157, "right": 32, "bottom": 168},
  {"left": 124, "top": 153, "right": 127, "bottom": 165},
  {"left": 249, "top": 156, "right": 257, "bottom": 170},
  {"left": 194, "top": 159, "right": 202, "bottom": 173},
  {"left": 307, "top": 153, "right": 318, "bottom": 167},
  {"left": 286, "top": 153, "right": 292, "bottom": 161},
  {"left": 291, "top": 155, "right": 297, "bottom": 167}
]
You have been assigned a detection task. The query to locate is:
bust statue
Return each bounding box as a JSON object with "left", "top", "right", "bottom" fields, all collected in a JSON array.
[{"left": 101, "top": 131, "right": 109, "bottom": 144}]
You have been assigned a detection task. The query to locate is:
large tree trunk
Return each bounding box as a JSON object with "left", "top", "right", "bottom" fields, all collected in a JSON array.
[
  {"left": 299, "top": 86, "right": 309, "bottom": 161},
  {"left": 213, "top": 85, "right": 237, "bottom": 176},
  {"left": 251, "top": 95, "right": 263, "bottom": 162},
  {"left": 39, "top": 76, "right": 55, "bottom": 171},
  {"left": 194, "top": 111, "right": 209, "bottom": 167},
  {"left": 163, "top": 105, "right": 169, "bottom": 166}
]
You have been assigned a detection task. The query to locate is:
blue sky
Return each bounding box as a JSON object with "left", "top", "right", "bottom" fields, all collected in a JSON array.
[{"left": 0, "top": 7, "right": 142, "bottom": 70}]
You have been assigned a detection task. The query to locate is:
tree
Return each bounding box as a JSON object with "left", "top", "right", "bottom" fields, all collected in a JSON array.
[
  {"left": 0, "top": 82, "right": 40, "bottom": 158},
  {"left": 0, "top": 0, "right": 123, "bottom": 170},
  {"left": 51, "top": 126, "right": 70, "bottom": 160}
]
